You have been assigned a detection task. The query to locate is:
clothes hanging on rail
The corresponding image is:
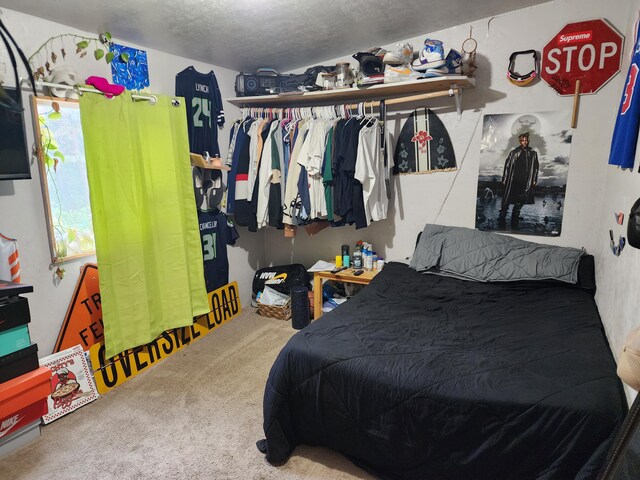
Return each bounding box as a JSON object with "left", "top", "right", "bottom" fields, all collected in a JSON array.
[{"left": 225, "top": 106, "right": 390, "bottom": 234}]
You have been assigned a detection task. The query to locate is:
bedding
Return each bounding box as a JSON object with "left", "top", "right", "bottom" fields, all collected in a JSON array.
[
  {"left": 259, "top": 261, "right": 627, "bottom": 479},
  {"left": 410, "top": 224, "right": 585, "bottom": 283}
]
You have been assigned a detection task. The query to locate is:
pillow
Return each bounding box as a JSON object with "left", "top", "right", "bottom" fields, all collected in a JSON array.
[{"left": 410, "top": 224, "right": 585, "bottom": 284}]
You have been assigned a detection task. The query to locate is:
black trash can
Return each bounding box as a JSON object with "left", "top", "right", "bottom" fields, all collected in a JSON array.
[{"left": 291, "top": 286, "right": 310, "bottom": 330}]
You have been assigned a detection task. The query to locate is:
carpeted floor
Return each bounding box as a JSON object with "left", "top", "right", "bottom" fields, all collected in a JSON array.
[{"left": 1, "top": 309, "right": 373, "bottom": 480}]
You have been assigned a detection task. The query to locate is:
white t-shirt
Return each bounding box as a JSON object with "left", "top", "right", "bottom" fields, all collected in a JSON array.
[{"left": 354, "top": 118, "right": 388, "bottom": 225}]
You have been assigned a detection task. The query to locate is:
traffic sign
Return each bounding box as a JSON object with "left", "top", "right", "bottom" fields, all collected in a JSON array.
[{"left": 542, "top": 19, "right": 624, "bottom": 95}]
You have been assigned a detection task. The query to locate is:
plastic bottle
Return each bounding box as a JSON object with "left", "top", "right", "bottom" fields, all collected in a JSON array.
[
  {"left": 342, "top": 244, "right": 350, "bottom": 267},
  {"left": 364, "top": 245, "right": 372, "bottom": 270},
  {"left": 377, "top": 258, "right": 384, "bottom": 270},
  {"left": 353, "top": 242, "right": 363, "bottom": 269},
  {"left": 372, "top": 251, "right": 378, "bottom": 269}
]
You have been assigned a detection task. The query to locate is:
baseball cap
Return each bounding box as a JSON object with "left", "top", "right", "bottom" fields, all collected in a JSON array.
[
  {"left": 618, "top": 326, "right": 640, "bottom": 391},
  {"left": 628, "top": 197, "right": 640, "bottom": 248}
]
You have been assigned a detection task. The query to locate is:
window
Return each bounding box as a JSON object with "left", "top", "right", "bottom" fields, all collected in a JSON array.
[{"left": 32, "top": 96, "right": 95, "bottom": 263}]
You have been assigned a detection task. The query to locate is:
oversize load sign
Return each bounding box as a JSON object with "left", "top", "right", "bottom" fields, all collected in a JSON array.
[
  {"left": 542, "top": 19, "right": 623, "bottom": 95},
  {"left": 89, "top": 282, "right": 241, "bottom": 394}
]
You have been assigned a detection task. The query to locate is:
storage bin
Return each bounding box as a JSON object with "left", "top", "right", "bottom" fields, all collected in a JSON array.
[{"left": 257, "top": 300, "right": 292, "bottom": 320}]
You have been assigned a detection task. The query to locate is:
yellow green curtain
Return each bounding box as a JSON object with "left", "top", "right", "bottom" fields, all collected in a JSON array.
[{"left": 80, "top": 92, "right": 208, "bottom": 358}]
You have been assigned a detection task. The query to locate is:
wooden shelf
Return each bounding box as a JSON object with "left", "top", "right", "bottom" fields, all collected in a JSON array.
[{"left": 226, "top": 75, "right": 475, "bottom": 108}]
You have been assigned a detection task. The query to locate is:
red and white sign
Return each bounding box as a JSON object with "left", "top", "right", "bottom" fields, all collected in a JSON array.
[{"left": 542, "top": 19, "right": 624, "bottom": 95}]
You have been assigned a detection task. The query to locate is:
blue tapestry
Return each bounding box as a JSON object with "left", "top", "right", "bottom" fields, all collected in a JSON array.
[{"left": 109, "top": 43, "right": 150, "bottom": 90}]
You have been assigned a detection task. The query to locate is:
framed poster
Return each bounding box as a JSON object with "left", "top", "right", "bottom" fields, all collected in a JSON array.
[
  {"left": 32, "top": 96, "right": 95, "bottom": 263},
  {"left": 475, "top": 112, "right": 572, "bottom": 236},
  {"left": 39, "top": 345, "right": 99, "bottom": 424}
]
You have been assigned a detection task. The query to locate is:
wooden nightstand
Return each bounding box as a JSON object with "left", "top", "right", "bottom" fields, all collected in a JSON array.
[{"left": 313, "top": 268, "right": 379, "bottom": 320}]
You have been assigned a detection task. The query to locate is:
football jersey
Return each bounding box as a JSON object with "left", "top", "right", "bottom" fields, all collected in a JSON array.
[
  {"left": 608, "top": 15, "right": 640, "bottom": 170},
  {"left": 198, "top": 210, "right": 239, "bottom": 293},
  {"left": 175, "top": 66, "right": 225, "bottom": 156},
  {"left": 0, "top": 233, "right": 20, "bottom": 282}
]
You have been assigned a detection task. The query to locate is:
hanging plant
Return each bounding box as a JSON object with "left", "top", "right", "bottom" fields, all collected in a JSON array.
[{"left": 29, "top": 32, "right": 115, "bottom": 81}]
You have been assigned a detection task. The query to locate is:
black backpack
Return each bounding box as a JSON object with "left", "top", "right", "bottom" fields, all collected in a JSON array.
[
  {"left": 251, "top": 264, "right": 310, "bottom": 305},
  {"left": 279, "top": 66, "right": 335, "bottom": 93}
]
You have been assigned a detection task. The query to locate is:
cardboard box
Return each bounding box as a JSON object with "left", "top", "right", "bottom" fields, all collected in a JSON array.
[{"left": 40, "top": 345, "right": 98, "bottom": 424}]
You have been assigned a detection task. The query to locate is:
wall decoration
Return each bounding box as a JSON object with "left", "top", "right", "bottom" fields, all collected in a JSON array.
[
  {"left": 476, "top": 111, "right": 572, "bottom": 236},
  {"left": 393, "top": 108, "right": 456, "bottom": 174},
  {"left": 32, "top": 97, "right": 95, "bottom": 263},
  {"left": 109, "top": 43, "right": 149, "bottom": 90},
  {"left": 40, "top": 344, "right": 99, "bottom": 424},
  {"left": 25, "top": 32, "right": 115, "bottom": 100}
]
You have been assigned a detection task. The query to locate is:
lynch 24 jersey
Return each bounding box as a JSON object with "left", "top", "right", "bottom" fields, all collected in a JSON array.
[{"left": 175, "top": 66, "right": 225, "bottom": 156}]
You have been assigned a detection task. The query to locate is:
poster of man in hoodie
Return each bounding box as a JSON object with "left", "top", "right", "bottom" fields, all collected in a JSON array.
[{"left": 475, "top": 112, "right": 572, "bottom": 236}]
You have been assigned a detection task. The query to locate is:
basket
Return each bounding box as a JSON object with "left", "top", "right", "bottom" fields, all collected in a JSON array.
[{"left": 257, "top": 299, "right": 291, "bottom": 320}]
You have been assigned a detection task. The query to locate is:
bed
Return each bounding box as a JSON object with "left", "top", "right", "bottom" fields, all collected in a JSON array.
[{"left": 258, "top": 225, "right": 627, "bottom": 479}]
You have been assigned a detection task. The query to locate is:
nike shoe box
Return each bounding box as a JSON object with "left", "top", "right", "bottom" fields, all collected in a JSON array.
[
  {"left": 0, "top": 419, "right": 41, "bottom": 458},
  {"left": 0, "top": 344, "right": 39, "bottom": 384},
  {"left": 0, "top": 366, "right": 52, "bottom": 418},
  {"left": 0, "top": 366, "right": 50, "bottom": 457},
  {"left": 0, "top": 295, "right": 31, "bottom": 331},
  {"left": 0, "top": 283, "right": 32, "bottom": 358},
  {"left": 0, "top": 325, "right": 31, "bottom": 357}
]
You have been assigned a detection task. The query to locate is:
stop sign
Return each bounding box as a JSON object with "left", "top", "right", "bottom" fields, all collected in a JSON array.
[{"left": 542, "top": 19, "right": 623, "bottom": 95}]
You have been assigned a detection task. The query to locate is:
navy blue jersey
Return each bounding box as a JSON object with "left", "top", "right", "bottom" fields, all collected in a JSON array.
[
  {"left": 198, "top": 210, "right": 239, "bottom": 293},
  {"left": 176, "top": 67, "right": 225, "bottom": 156},
  {"left": 609, "top": 19, "right": 640, "bottom": 170}
]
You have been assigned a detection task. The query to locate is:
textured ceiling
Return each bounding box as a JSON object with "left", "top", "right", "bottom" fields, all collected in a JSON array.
[{"left": 0, "top": 0, "right": 549, "bottom": 72}]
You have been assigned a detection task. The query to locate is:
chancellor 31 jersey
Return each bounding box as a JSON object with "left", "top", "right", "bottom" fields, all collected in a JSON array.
[
  {"left": 176, "top": 66, "right": 225, "bottom": 156},
  {"left": 198, "top": 210, "right": 239, "bottom": 293}
]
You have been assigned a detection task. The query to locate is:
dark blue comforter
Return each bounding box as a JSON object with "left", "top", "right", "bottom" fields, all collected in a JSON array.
[{"left": 259, "top": 262, "right": 627, "bottom": 479}]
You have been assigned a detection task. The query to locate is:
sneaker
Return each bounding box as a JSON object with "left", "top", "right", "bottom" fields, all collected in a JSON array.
[
  {"left": 419, "top": 66, "right": 448, "bottom": 79},
  {"left": 383, "top": 42, "right": 413, "bottom": 65},
  {"left": 444, "top": 49, "right": 463, "bottom": 73},
  {"left": 412, "top": 39, "right": 445, "bottom": 71}
]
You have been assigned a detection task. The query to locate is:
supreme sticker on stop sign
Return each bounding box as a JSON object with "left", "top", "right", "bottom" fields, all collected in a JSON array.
[{"left": 542, "top": 19, "right": 624, "bottom": 95}]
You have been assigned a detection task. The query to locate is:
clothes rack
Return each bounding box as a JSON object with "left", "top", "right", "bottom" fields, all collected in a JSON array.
[{"left": 20, "top": 78, "right": 159, "bottom": 103}]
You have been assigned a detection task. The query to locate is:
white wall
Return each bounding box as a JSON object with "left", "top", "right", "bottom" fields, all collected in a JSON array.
[
  {"left": 0, "top": 8, "right": 264, "bottom": 357},
  {"left": 3, "top": 1, "right": 639, "bottom": 403},
  {"left": 264, "top": 0, "right": 638, "bottom": 401}
]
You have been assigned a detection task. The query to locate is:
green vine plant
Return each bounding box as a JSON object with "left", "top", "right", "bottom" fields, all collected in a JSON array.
[
  {"left": 28, "top": 32, "right": 129, "bottom": 80},
  {"left": 38, "top": 101, "right": 68, "bottom": 259},
  {"left": 38, "top": 101, "right": 93, "bottom": 262}
]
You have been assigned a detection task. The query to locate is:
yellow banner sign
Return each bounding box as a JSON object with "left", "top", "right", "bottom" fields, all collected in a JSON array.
[{"left": 89, "top": 282, "right": 240, "bottom": 394}]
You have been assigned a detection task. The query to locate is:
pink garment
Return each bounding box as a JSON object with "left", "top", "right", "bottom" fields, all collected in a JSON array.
[{"left": 86, "top": 76, "right": 125, "bottom": 98}]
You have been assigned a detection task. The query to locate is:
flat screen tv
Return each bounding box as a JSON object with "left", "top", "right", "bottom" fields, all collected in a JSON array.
[{"left": 0, "top": 86, "right": 31, "bottom": 180}]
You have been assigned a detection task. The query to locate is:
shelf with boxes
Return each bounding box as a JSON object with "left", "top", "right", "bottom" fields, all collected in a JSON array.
[{"left": 0, "top": 281, "right": 52, "bottom": 457}]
